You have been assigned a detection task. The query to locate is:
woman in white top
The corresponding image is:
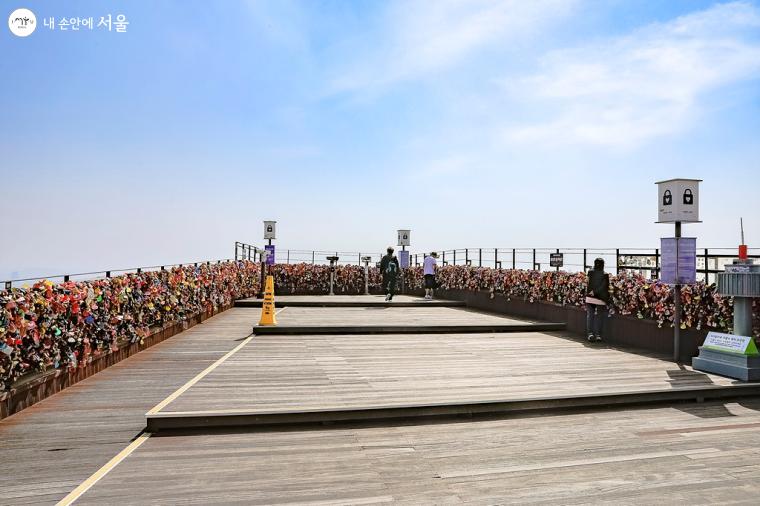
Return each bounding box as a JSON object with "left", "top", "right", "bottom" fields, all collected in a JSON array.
[{"left": 423, "top": 252, "right": 438, "bottom": 300}]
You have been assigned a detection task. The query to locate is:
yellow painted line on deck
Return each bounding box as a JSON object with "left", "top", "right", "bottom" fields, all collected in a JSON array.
[
  {"left": 59, "top": 306, "right": 289, "bottom": 504},
  {"left": 146, "top": 306, "right": 287, "bottom": 415},
  {"left": 56, "top": 433, "right": 151, "bottom": 506}
]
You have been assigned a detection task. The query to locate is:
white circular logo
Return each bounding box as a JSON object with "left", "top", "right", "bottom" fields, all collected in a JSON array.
[{"left": 8, "top": 8, "right": 36, "bottom": 37}]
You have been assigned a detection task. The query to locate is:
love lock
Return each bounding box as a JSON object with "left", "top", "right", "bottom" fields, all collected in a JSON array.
[
  {"left": 662, "top": 189, "right": 672, "bottom": 206},
  {"left": 683, "top": 188, "right": 694, "bottom": 205}
]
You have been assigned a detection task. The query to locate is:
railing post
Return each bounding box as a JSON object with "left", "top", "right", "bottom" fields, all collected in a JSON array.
[
  {"left": 312, "top": 251, "right": 315, "bottom": 264},
  {"left": 583, "top": 248, "right": 587, "bottom": 272},
  {"left": 704, "top": 248, "right": 709, "bottom": 284},
  {"left": 287, "top": 250, "right": 290, "bottom": 264},
  {"left": 442, "top": 251, "right": 446, "bottom": 265},
  {"left": 479, "top": 248, "right": 482, "bottom": 267},
  {"left": 654, "top": 248, "right": 659, "bottom": 279},
  {"left": 494, "top": 248, "right": 498, "bottom": 269},
  {"left": 465, "top": 248, "right": 468, "bottom": 266},
  {"left": 453, "top": 250, "right": 456, "bottom": 265},
  {"left": 556, "top": 248, "right": 560, "bottom": 272},
  {"left": 513, "top": 248, "right": 516, "bottom": 270},
  {"left": 532, "top": 249, "right": 536, "bottom": 270},
  {"left": 616, "top": 248, "right": 620, "bottom": 275}
]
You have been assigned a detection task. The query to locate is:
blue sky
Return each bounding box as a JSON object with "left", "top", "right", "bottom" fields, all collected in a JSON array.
[{"left": 1, "top": 0, "right": 759, "bottom": 279}]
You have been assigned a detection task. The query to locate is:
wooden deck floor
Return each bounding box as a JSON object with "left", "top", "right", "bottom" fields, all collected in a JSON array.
[
  {"left": 82, "top": 400, "right": 760, "bottom": 504},
  {"left": 157, "top": 323, "right": 738, "bottom": 417},
  {"left": 4, "top": 299, "right": 760, "bottom": 504},
  {"left": 0, "top": 310, "right": 254, "bottom": 505},
  {"left": 271, "top": 306, "right": 534, "bottom": 326}
]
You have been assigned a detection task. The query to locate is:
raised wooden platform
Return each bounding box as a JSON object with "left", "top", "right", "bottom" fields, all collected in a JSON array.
[
  {"left": 147, "top": 303, "right": 750, "bottom": 430},
  {"left": 236, "top": 294, "right": 466, "bottom": 308}
]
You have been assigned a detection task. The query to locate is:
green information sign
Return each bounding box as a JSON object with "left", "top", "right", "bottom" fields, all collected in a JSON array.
[{"left": 702, "top": 331, "right": 759, "bottom": 356}]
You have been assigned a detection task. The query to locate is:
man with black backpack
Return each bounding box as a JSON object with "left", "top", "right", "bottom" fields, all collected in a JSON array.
[{"left": 380, "top": 246, "right": 400, "bottom": 301}]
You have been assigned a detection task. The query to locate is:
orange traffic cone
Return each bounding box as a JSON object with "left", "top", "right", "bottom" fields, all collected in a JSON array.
[{"left": 258, "top": 275, "right": 277, "bottom": 326}]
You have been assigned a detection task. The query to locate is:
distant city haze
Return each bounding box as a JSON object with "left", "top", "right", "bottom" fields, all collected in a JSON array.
[{"left": 2, "top": 0, "right": 759, "bottom": 280}]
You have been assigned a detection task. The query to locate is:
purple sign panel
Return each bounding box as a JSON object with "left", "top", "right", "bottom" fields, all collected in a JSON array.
[
  {"left": 399, "top": 250, "right": 410, "bottom": 269},
  {"left": 677, "top": 237, "right": 697, "bottom": 284},
  {"left": 265, "top": 244, "right": 275, "bottom": 265},
  {"left": 660, "top": 237, "right": 696, "bottom": 285}
]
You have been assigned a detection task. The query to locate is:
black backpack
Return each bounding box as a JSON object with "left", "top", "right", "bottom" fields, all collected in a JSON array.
[{"left": 385, "top": 257, "right": 398, "bottom": 276}]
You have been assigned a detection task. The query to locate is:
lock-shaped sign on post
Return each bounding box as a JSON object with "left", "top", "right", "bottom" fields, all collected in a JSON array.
[
  {"left": 263, "top": 220, "right": 277, "bottom": 240},
  {"left": 662, "top": 190, "right": 672, "bottom": 206},
  {"left": 683, "top": 189, "right": 693, "bottom": 205}
]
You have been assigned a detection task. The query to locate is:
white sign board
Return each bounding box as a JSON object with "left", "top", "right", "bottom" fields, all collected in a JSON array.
[
  {"left": 263, "top": 221, "right": 276, "bottom": 240},
  {"left": 656, "top": 179, "right": 701, "bottom": 223},
  {"left": 702, "top": 331, "right": 758, "bottom": 356},
  {"left": 397, "top": 229, "right": 410, "bottom": 247}
]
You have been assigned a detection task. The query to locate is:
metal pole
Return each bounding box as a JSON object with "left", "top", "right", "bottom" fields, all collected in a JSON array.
[
  {"left": 287, "top": 250, "right": 290, "bottom": 264},
  {"left": 583, "top": 248, "right": 587, "bottom": 272},
  {"left": 479, "top": 248, "right": 482, "bottom": 267},
  {"left": 329, "top": 269, "right": 335, "bottom": 295},
  {"left": 512, "top": 248, "right": 516, "bottom": 270},
  {"left": 364, "top": 263, "right": 369, "bottom": 295},
  {"left": 674, "top": 221, "right": 682, "bottom": 362},
  {"left": 556, "top": 248, "right": 560, "bottom": 272},
  {"left": 704, "top": 248, "right": 709, "bottom": 284},
  {"left": 401, "top": 245, "right": 406, "bottom": 294},
  {"left": 453, "top": 249, "right": 456, "bottom": 266},
  {"left": 532, "top": 249, "right": 536, "bottom": 270},
  {"left": 494, "top": 248, "right": 498, "bottom": 269},
  {"left": 234, "top": 242, "right": 238, "bottom": 261},
  {"left": 312, "top": 251, "right": 315, "bottom": 264},
  {"left": 616, "top": 248, "right": 620, "bottom": 275},
  {"left": 655, "top": 248, "right": 660, "bottom": 279}
]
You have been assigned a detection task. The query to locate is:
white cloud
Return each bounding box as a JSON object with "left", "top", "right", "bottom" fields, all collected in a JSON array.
[
  {"left": 503, "top": 1, "right": 760, "bottom": 148},
  {"left": 328, "top": 0, "right": 579, "bottom": 96}
]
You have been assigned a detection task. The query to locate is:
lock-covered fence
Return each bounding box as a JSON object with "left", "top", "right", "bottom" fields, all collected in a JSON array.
[{"left": 5, "top": 244, "right": 758, "bottom": 289}]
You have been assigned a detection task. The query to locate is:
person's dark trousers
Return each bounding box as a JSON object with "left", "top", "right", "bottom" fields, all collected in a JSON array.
[
  {"left": 586, "top": 303, "right": 607, "bottom": 337},
  {"left": 384, "top": 276, "right": 397, "bottom": 299}
]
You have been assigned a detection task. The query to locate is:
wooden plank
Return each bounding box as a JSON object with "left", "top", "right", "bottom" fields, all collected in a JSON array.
[
  {"left": 79, "top": 400, "right": 760, "bottom": 504},
  {"left": 0, "top": 309, "right": 256, "bottom": 505},
  {"left": 156, "top": 329, "right": 742, "bottom": 419}
]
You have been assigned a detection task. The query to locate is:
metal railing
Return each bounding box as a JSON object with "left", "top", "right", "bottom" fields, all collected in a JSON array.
[
  {"left": 5, "top": 245, "right": 757, "bottom": 290},
  {"left": 2, "top": 259, "right": 236, "bottom": 290},
  {"left": 409, "top": 247, "right": 760, "bottom": 284}
]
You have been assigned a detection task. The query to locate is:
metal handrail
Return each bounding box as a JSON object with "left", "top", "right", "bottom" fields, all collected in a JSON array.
[{"left": 2, "top": 259, "right": 237, "bottom": 289}]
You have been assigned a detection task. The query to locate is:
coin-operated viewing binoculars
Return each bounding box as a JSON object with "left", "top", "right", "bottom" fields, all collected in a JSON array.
[
  {"left": 361, "top": 256, "right": 372, "bottom": 295},
  {"left": 327, "top": 256, "right": 339, "bottom": 295}
]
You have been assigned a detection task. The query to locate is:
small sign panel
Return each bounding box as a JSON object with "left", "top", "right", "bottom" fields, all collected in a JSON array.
[
  {"left": 550, "top": 253, "right": 564, "bottom": 268},
  {"left": 264, "top": 221, "right": 277, "bottom": 240},
  {"left": 264, "top": 244, "right": 275, "bottom": 265},
  {"left": 656, "top": 179, "right": 701, "bottom": 223},
  {"left": 725, "top": 264, "right": 752, "bottom": 273},
  {"left": 397, "top": 229, "right": 411, "bottom": 247},
  {"left": 660, "top": 237, "right": 697, "bottom": 285},
  {"left": 702, "top": 331, "right": 759, "bottom": 356},
  {"left": 399, "top": 250, "right": 410, "bottom": 269}
]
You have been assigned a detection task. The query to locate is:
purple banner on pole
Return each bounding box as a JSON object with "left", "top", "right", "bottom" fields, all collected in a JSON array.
[
  {"left": 265, "top": 245, "right": 275, "bottom": 265},
  {"left": 660, "top": 237, "right": 696, "bottom": 285},
  {"left": 677, "top": 237, "right": 697, "bottom": 284},
  {"left": 399, "top": 250, "right": 410, "bottom": 269}
]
